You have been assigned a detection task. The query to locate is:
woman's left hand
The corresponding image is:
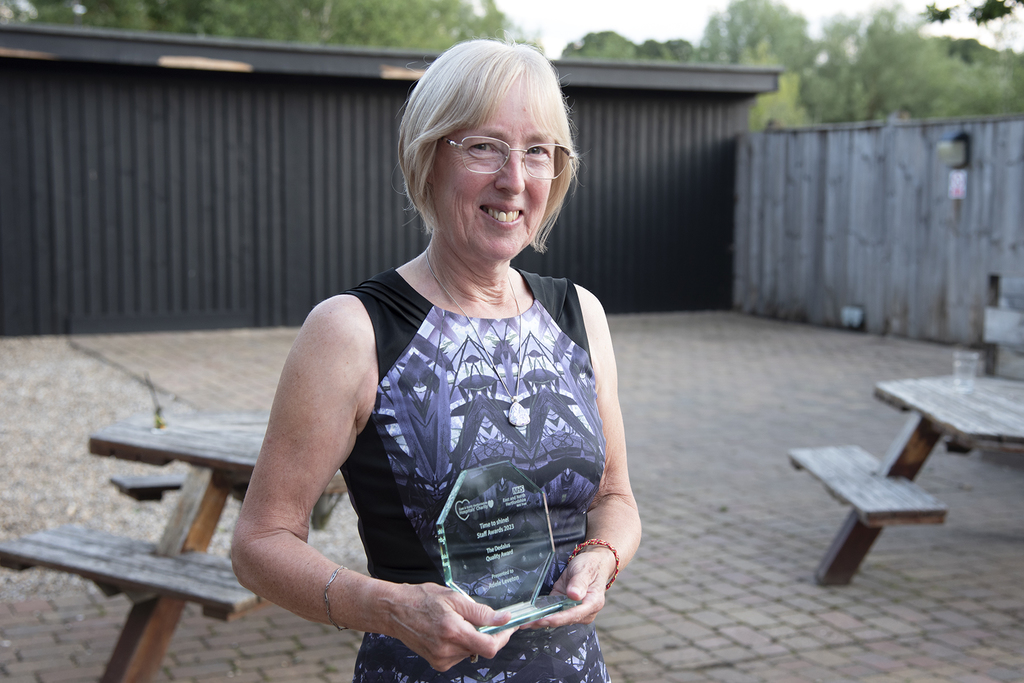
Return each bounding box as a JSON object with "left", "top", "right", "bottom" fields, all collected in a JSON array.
[{"left": 519, "top": 546, "right": 616, "bottom": 629}]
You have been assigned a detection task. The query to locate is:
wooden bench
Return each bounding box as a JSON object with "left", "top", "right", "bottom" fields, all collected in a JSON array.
[
  {"left": 789, "top": 445, "right": 948, "bottom": 527},
  {"left": 788, "top": 414, "right": 948, "bottom": 585},
  {"left": 0, "top": 464, "right": 249, "bottom": 681},
  {"left": 110, "top": 473, "right": 188, "bottom": 501},
  {"left": 0, "top": 524, "right": 263, "bottom": 621},
  {"left": 3, "top": 413, "right": 352, "bottom": 682},
  {"left": 0, "top": 414, "right": 287, "bottom": 682}
]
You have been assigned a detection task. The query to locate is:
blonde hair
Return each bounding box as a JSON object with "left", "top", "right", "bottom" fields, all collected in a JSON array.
[{"left": 398, "top": 39, "right": 578, "bottom": 253}]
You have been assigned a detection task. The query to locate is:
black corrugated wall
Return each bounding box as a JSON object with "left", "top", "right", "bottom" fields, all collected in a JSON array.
[
  {"left": 520, "top": 88, "right": 745, "bottom": 312},
  {"left": 0, "top": 58, "right": 749, "bottom": 335}
]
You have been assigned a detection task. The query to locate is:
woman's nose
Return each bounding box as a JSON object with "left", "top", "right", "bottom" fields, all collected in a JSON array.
[{"left": 495, "top": 151, "right": 528, "bottom": 192}]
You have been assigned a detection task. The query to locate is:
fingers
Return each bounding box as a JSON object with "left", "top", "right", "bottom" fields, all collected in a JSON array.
[
  {"left": 564, "top": 571, "right": 592, "bottom": 602},
  {"left": 522, "top": 591, "right": 604, "bottom": 630},
  {"left": 455, "top": 593, "right": 512, "bottom": 630},
  {"left": 386, "top": 584, "right": 513, "bottom": 671},
  {"left": 520, "top": 550, "right": 612, "bottom": 630},
  {"left": 446, "top": 593, "right": 513, "bottom": 663},
  {"left": 429, "top": 617, "right": 514, "bottom": 671}
]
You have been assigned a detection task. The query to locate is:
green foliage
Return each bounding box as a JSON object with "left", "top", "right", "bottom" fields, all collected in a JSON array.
[
  {"left": 800, "top": 7, "right": 1024, "bottom": 122},
  {"left": 748, "top": 72, "right": 808, "bottom": 130},
  {"left": 32, "top": 0, "right": 149, "bottom": 30},
  {"left": 18, "top": 0, "right": 1024, "bottom": 122},
  {"left": 1, "top": 0, "right": 38, "bottom": 23},
  {"left": 26, "top": 0, "right": 513, "bottom": 50},
  {"left": 561, "top": 31, "right": 694, "bottom": 62},
  {"left": 636, "top": 38, "right": 694, "bottom": 62},
  {"left": 700, "top": 0, "right": 816, "bottom": 71},
  {"left": 803, "top": 10, "right": 944, "bottom": 121},
  {"left": 942, "top": 36, "right": 1002, "bottom": 63},
  {"left": 797, "top": 17, "right": 864, "bottom": 122},
  {"left": 690, "top": 0, "right": 1024, "bottom": 123},
  {"left": 926, "top": 0, "right": 1022, "bottom": 24},
  {"left": 562, "top": 31, "right": 638, "bottom": 60}
]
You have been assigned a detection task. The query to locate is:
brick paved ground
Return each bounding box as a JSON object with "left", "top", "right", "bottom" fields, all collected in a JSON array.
[{"left": 2, "top": 312, "right": 1022, "bottom": 682}]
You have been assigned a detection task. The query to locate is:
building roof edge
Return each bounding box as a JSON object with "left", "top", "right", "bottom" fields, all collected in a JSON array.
[{"left": 0, "top": 23, "right": 780, "bottom": 93}]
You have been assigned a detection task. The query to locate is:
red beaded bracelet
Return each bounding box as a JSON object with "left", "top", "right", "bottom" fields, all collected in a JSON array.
[{"left": 568, "top": 539, "right": 620, "bottom": 590}]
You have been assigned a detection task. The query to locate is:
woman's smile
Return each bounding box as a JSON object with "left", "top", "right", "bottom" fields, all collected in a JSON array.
[{"left": 485, "top": 207, "right": 522, "bottom": 223}]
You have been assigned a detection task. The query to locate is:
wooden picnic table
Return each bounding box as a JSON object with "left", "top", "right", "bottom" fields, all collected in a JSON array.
[
  {"left": 797, "top": 375, "right": 1024, "bottom": 585},
  {"left": 0, "top": 410, "right": 345, "bottom": 683},
  {"left": 874, "top": 376, "right": 1024, "bottom": 454},
  {"left": 99, "top": 411, "right": 268, "bottom": 683}
]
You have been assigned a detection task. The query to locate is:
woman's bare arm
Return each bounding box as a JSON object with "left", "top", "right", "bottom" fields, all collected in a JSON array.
[{"left": 231, "top": 294, "right": 513, "bottom": 670}]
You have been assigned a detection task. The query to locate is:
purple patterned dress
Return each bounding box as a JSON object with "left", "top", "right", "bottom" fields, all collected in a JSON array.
[{"left": 341, "top": 269, "right": 609, "bottom": 683}]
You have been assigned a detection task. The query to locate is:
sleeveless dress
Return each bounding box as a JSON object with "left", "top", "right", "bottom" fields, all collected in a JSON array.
[{"left": 341, "top": 269, "right": 609, "bottom": 683}]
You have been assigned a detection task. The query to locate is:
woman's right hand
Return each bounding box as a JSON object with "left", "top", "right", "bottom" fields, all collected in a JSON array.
[{"left": 383, "top": 582, "right": 514, "bottom": 671}]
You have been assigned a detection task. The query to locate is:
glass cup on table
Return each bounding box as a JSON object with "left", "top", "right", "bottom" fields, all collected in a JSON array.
[{"left": 952, "top": 349, "right": 980, "bottom": 394}]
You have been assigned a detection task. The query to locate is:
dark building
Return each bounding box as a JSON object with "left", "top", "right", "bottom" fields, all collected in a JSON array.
[{"left": 0, "top": 24, "right": 778, "bottom": 335}]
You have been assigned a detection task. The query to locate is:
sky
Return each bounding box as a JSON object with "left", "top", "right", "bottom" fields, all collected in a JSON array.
[{"left": 493, "top": 0, "right": 1020, "bottom": 58}]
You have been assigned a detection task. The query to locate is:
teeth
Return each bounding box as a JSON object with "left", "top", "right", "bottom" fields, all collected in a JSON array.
[{"left": 487, "top": 208, "right": 520, "bottom": 223}]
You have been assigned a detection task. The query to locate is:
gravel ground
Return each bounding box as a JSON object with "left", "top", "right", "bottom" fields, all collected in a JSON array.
[{"left": 0, "top": 336, "right": 364, "bottom": 603}]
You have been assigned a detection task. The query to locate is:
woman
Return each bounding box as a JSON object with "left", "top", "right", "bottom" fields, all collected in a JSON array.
[{"left": 232, "top": 38, "right": 641, "bottom": 682}]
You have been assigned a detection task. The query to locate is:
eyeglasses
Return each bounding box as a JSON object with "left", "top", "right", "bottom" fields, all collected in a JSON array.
[{"left": 444, "top": 136, "right": 574, "bottom": 180}]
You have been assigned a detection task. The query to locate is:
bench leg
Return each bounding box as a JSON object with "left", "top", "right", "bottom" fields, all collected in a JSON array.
[
  {"left": 814, "top": 510, "right": 882, "bottom": 586},
  {"left": 101, "top": 596, "right": 186, "bottom": 683},
  {"left": 815, "top": 415, "right": 943, "bottom": 585},
  {"left": 157, "top": 466, "right": 231, "bottom": 556},
  {"left": 101, "top": 467, "right": 231, "bottom": 682},
  {"left": 879, "top": 413, "right": 942, "bottom": 479}
]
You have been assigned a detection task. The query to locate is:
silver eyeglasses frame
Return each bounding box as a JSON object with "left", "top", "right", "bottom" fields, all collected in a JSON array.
[{"left": 444, "top": 136, "right": 575, "bottom": 180}]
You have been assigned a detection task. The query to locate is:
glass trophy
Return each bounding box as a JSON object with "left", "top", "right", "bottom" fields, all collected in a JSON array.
[{"left": 437, "top": 461, "right": 581, "bottom": 634}]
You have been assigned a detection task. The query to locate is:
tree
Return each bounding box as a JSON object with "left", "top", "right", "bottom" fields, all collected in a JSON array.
[
  {"left": 553, "top": 0, "right": 1022, "bottom": 123},
  {"left": 798, "top": 16, "right": 867, "bottom": 122},
  {"left": 748, "top": 72, "right": 808, "bottom": 130},
  {"left": 1, "top": 0, "right": 37, "bottom": 23},
  {"left": 24, "top": 0, "right": 514, "bottom": 50},
  {"left": 799, "top": 7, "right": 1019, "bottom": 123},
  {"left": 926, "top": 0, "right": 1023, "bottom": 24},
  {"left": 636, "top": 38, "right": 695, "bottom": 62},
  {"left": 561, "top": 31, "right": 638, "bottom": 60},
  {"left": 942, "top": 35, "right": 1002, "bottom": 62},
  {"left": 562, "top": 32, "right": 695, "bottom": 62},
  {"left": 699, "top": 0, "right": 815, "bottom": 72},
  {"left": 31, "top": 0, "right": 150, "bottom": 30}
]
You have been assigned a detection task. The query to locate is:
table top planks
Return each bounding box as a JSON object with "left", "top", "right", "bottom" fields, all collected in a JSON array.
[
  {"left": 874, "top": 376, "right": 1024, "bottom": 453},
  {"left": 89, "top": 410, "right": 270, "bottom": 473}
]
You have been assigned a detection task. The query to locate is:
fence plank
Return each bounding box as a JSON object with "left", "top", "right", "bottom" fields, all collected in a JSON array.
[{"left": 820, "top": 129, "right": 850, "bottom": 327}]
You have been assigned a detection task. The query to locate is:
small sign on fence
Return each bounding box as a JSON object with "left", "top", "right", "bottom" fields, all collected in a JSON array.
[{"left": 948, "top": 169, "right": 967, "bottom": 199}]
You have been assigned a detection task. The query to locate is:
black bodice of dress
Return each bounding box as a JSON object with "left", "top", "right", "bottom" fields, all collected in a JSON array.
[{"left": 340, "top": 268, "right": 611, "bottom": 683}]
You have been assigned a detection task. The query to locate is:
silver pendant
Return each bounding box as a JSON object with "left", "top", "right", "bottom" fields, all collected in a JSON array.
[{"left": 508, "top": 400, "right": 530, "bottom": 427}]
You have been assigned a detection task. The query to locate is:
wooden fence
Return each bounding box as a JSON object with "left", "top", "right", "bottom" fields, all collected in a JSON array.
[{"left": 733, "top": 115, "right": 1024, "bottom": 345}]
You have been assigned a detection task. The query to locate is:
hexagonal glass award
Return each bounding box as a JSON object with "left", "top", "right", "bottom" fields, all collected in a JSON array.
[{"left": 437, "top": 461, "right": 581, "bottom": 634}]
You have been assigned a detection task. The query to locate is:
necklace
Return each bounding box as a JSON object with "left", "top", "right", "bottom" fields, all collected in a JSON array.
[{"left": 425, "top": 252, "right": 531, "bottom": 427}]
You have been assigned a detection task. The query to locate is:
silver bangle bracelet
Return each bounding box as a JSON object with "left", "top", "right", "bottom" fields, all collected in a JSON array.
[{"left": 324, "top": 565, "right": 347, "bottom": 631}]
